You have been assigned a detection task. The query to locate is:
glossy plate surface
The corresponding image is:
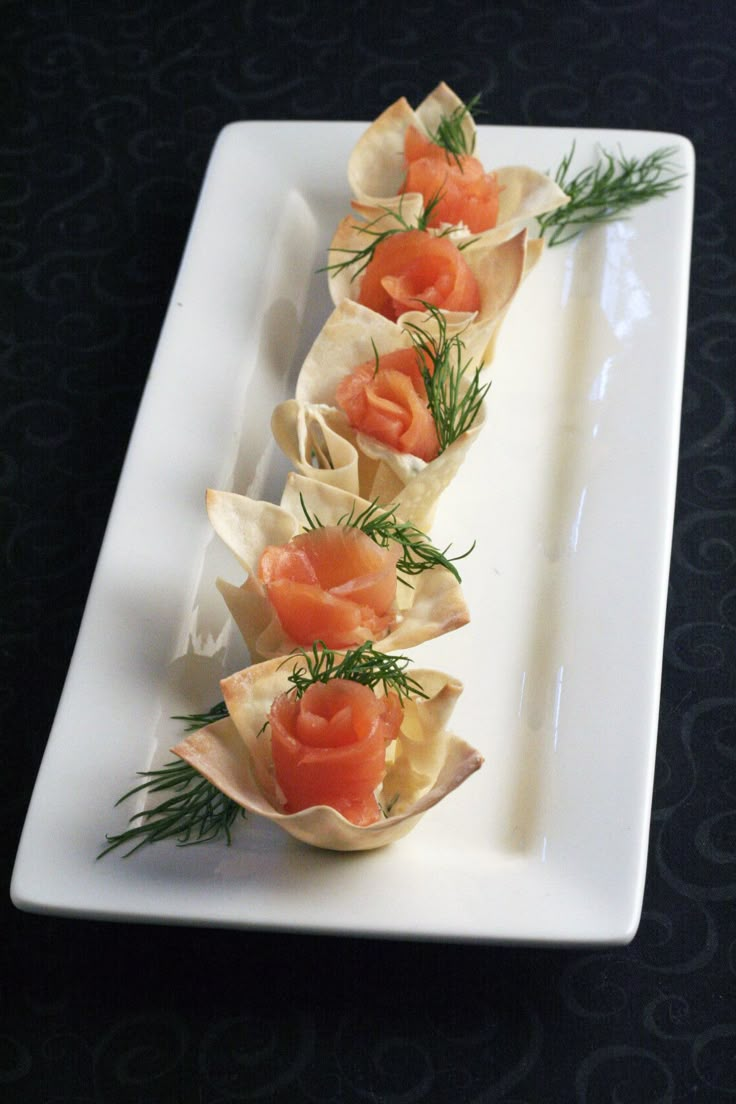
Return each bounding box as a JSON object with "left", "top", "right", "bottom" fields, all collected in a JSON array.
[{"left": 11, "top": 122, "right": 694, "bottom": 943}]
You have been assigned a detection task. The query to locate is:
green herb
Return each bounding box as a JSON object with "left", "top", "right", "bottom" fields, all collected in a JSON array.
[
  {"left": 405, "top": 305, "right": 490, "bottom": 453},
  {"left": 300, "top": 494, "right": 472, "bottom": 584},
  {"left": 285, "top": 641, "right": 428, "bottom": 705},
  {"left": 172, "top": 701, "right": 228, "bottom": 731},
  {"left": 537, "top": 143, "right": 684, "bottom": 247},
  {"left": 427, "top": 94, "right": 481, "bottom": 161},
  {"left": 379, "top": 792, "right": 400, "bottom": 817},
  {"left": 322, "top": 191, "right": 461, "bottom": 282},
  {"left": 99, "top": 707, "right": 242, "bottom": 857}
]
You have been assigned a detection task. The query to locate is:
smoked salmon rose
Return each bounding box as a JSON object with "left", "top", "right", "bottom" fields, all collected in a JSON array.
[
  {"left": 269, "top": 679, "right": 403, "bottom": 825},
  {"left": 206, "top": 472, "right": 470, "bottom": 660},
  {"left": 357, "top": 229, "right": 481, "bottom": 321},
  {"left": 334, "top": 346, "right": 439, "bottom": 462},
  {"left": 401, "top": 126, "right": 500, "bottom": 233},
  {"left": 258, "top": 524, "right": 400, "bottom": 651}
]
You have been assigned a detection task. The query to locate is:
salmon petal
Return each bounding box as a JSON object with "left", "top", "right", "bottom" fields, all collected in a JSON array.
[
  {"left": 269, "top": 681, "right": 401, "bottom": 823},
  {"left": 335, "top": 354, "right": 439, "bottom": 463},
  {"left": 402, "top": 156, "right": 500, "bottom": 233},
  {"left": 258, "top": 525, "right": 399, "bottom": 650},
  {"left": 357, "top": 229, "right": 481, "bottom": 321}
]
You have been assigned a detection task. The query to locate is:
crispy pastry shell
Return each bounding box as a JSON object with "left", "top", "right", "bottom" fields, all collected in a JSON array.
[
  {"left": 270, "top": 298, "right": 492, "bottom": 530},
  {"left": 271, "top": 398, "right": 484, "bottom": 533},
  {"left": 172, "top": 658, "right": 483, "bottom": 851},
  {"left": 327, "top": 224, "right": 537, "bottom": 365},
  {"left": 207, "top": 472, "right": 470, "bottom": 660},
  {"left": 346, "top": 81, "right": 568, "bottom": 245}
]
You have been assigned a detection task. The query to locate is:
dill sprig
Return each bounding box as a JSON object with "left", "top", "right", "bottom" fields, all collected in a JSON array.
[
  {"left": 300, "top": 494, "right": 473, "bottom": 584},
  {"left": 405, "top": 305, "right": 490, "bottom": 453},
  {"left": 426, "top": 94, "right": 480, "bottom": 161},
  {"left": 537, "top": 142, "right": 684, "bottom": 247},
  {"left": 323, "top": 192, "right": 459, "bottom": 282},
  {"left": 285, "top": 641, "right": 428, "bottom": 704},
  {"left": 172, "top": 700, "right": 228, "bottom": 731},
  {"left": 99, "top": 705, "right": 243, "bottom": 858}
]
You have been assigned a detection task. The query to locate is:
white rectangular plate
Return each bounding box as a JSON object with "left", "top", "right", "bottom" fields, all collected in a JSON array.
[{"left": 11, "top": 122, "right": 694, "bottom": 944}]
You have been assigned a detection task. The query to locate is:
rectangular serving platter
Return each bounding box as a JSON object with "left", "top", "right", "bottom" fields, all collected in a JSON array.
[{"left": 11, "top": 121, "right": 695, "bottom": 943}]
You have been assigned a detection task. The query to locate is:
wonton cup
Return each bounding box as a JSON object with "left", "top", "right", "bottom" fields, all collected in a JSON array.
[
  {"left": 347, "top": 81, "right": 568, "bottom": 246},
  {"left": 328, "top": 222, "right": 540, "bottom": 366},
  {"left": 207, "top": 471, "right": 470, "bottom": 662},
  {"left": 271, "top": 398, "right": 484, "bottom": 534},
  {"left": 270, "top": 299, "right": 487, "bottom": 529},
  {"left": 172, "top": 656, "right": 483, "bottom": 851}
]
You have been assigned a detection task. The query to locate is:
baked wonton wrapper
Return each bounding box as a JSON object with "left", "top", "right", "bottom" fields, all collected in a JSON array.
[
  {"left": 271, "top": 398, "right": 484, "bottom": 534},
  {"left": 172, "top": 657, "right": 483, "bottom": 851},
  {"left": 271, "top": 299, "right": 488, "bottom": 530},
  {"left": 207, "top": 471, "right": 469, "bottom": 661},
  {"left": 328, "top": 221, "right": 541, "bottom": 365},
  {"left": 347, "top": 81, "right": 568, "bottom": 246}
]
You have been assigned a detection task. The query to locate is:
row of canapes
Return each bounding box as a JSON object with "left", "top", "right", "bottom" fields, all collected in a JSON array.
[{"left": 171, "top": 84, "right": 568, "bottom": 851}]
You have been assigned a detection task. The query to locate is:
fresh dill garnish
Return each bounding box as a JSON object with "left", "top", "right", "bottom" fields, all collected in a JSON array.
[
  {"left": 98, "top": 759, "right": 243, "bottom": 858},
  {"left": 379, "top": 792, "right": 400, "bottom": 818},
  {"left": 285, "top": 641, "right": 428, "bottom": 704},
  {"left": 427, "top": 94, "right": 481, "bottom": 162},
  {"left": 322, "top": 192, "right": 463, "bottom": 282},
  {"left": 537, "top": 142, "right": 684, "bottom": 247},
  {"left": 172, "top": 700, "right": 228, "bottom": 731},
  {"left": 99, "top": 704, "right": 242, "bottom": 857},
  {"left": 300, "top": 493, "right": 472, "bottom": 584},
  {"left": 404, "top": 305, "right": 490, "bottom": 453},
  {"left": 371, "top": 339, "right": 382, "bottom": 376}
]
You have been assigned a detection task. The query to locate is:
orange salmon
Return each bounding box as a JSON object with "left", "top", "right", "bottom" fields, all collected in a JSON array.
[
  {"left": 358, "top": 228, "right": 481, "bottom": 320},
  {"left": 335, "top": 346, "right": 439, "bottom": 462},
  {"left": 401, "top": 126, "right": 500, "bottom": 233},
  {"left": 269, "top": 679, "right": 403, "bottom": 824},
  {"left": 259, "top": 525, "right": 399, "bottom": 650}
]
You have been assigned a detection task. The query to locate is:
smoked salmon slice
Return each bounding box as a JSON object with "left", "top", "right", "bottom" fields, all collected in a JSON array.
[
  {"left": 258, "top": 525, "right": 400, "bottom": 650},
  {"left": 401, "top": 126, "right": 500, "bottom": 233},
  {"left": 334, "top": 346, "right": 439, "bottom": 462},
  {"left": 358, "top": 229, "right": 481, "bottom": 321},
  {"left": 269, "top": 679, "right": 403, "bottom": 824}
]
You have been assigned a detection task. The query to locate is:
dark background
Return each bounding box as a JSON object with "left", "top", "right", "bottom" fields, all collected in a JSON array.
[{"left": 4, "top": 1, "right": 735, "bottom": 1100}]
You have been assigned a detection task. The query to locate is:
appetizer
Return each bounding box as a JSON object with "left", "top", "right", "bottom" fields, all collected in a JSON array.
[
  {"left": 327, "top": 216, "right": 540, "bottom": 364},
  {"left": 347, "top": 82, "right": 568, "bottom": 245},
  {"left": 207, "top": 471, "right": 470, "bottom": 660},
  {"left": 172, "top": 643, "right": 483, "bottom": 851},
  {"left": 272, "top": 300, "right": 489, "bottom": 530}
]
